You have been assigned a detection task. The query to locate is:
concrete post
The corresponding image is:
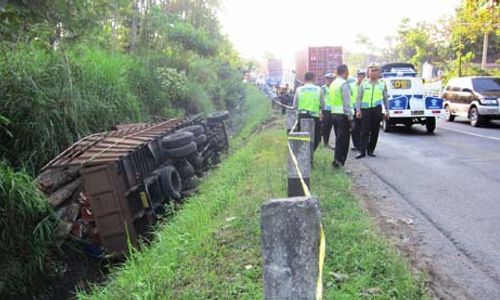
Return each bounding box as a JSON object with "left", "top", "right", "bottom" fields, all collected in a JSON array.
[
  {"left": 286, "top": 109, "right": 297, "bottom": 133},
  {"left": 300, "top": 118, "right": 315, "bottom": 165},
  {"left": 261, "top": 196, "right": 322, "bottom": 300},
  {"left": 287, "top": 132, "right": 310, "bottom": 197}
]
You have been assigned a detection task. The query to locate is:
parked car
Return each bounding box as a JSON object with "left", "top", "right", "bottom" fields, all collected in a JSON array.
[{"left": 442, "top": 76, "right": 500, "bottom": 127}]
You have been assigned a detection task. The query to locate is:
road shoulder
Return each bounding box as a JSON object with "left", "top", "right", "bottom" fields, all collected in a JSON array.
[{"left": 347, "top": 158, "right": 500, "bottom": 300}]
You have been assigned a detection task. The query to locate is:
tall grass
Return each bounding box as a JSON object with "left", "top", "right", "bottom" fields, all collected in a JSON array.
[
  {"left": 0, "top": 44, "right": 245, "bottom": 172},
  {"left": 0, "top": 163, "right": 61, "bottom": 297}
]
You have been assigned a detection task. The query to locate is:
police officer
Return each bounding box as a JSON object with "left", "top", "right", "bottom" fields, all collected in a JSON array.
[
  {"left": 330, "top": 64, "right": 353, "bottom": 168},
  {"left": 350, "top": 69, "right": 366, "bottom": 151},
  {"left": 321, "top": 72, "right": 335, "bottom": 147},
  {"left": 293, "top": 72, "right": 324, "bottom": 150},
  {"left": 355, "top": 64, "right": 388, "bottom": 158}
]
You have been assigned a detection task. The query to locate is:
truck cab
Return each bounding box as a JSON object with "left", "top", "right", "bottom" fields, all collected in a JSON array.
[{"left": 381, "top": 63, "right": 444, "bottom": 133}]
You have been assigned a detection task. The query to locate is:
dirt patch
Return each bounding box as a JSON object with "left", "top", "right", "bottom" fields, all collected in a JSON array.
[{"left": 346, "top": 158, "right": 496, "bottom": 300}]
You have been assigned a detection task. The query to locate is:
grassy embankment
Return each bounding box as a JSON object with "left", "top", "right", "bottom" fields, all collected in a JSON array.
[{"left": 82, "top": 87, "right": 426, "bottom": 299}]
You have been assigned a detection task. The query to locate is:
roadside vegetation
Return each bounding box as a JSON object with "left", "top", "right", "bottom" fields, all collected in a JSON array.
[
  {"left": 80, "top": 106, "right": 426, "bottom": 299},
  {"left": 0, "top": 163, "right": 61, "bottom": 296},
  {"left": 0, "top": 2, "right": 251, "bottom": 297},
  {"left": 0, "top": 1, "right": 248, "bottom": 173},
  {"left": 345, "top": 1, "right": 499, "bottom": 79}
]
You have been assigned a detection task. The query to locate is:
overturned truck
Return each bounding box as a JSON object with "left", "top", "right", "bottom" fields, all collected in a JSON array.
[{"left": 37, "top": 112, "right": 229, "bottom": 256}]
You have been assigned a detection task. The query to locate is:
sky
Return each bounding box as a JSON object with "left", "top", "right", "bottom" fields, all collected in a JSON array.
[{"left": 219, "top": 0, "right": 461, "bottom": 64}]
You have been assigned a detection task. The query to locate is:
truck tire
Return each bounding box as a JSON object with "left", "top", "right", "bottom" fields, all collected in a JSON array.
[
  {"left": 187, "top": 152, "right": 204, "bottom": 171},
  {"left": 207, "top": 111, "right": 229, "bottom": 124},
  {"left": 426, "top": 117, "right": 436, "bottom": 133},
  {"left": 445, "top": 105, "right": 455, "bottom": 122},
  {"left": 163, "top": 165, "right": 182, "bottom": 201},
  {"left": 382, "top": 119, "right": 394, "bottom": 132},
  {"left": 153, "top": 167, "right": 171, "bottom": 201},
  {"left": 178, "top": 125, "right": 204, "bottom": 137},
  {"left": 175, "top": 159, "right": 195, "bottom": 179},
  {"left": 162, "top": 131, "right": 194, "bottom": 149},
  {"left": 194, "top": 134, "right": 207, "bottom": 146},
  {"left": 164, "top": 142, "right": 198, "bottom": 159}
]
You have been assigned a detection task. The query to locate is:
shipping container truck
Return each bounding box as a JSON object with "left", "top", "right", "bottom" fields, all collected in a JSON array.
[
  {"left": 261, "top": 58, "right": 283, "bottom": 86},
  {"left": 295, "top": 46, "right": 343, "bottom": 86}
]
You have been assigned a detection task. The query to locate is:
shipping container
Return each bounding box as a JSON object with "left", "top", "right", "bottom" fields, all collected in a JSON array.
[
  {"left": 295, "top": 46, "right": 343, "bottom": 86},
  {"left": 261, "top": 58, "right": 283, "bottom": 86}
]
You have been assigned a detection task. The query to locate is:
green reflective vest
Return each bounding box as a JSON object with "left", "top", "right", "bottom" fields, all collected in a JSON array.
[
  {"left": 322, "top": 84, "right": 333, "bottom": 111},
  {"left": 330, "top": 78, "right": 347, "bottom": 114},
  {"left": 361, "top": 80, "right": 385, "bottom": 108},
  {"left": 297, "top": 84, "right": 321, "bottom": 116}
]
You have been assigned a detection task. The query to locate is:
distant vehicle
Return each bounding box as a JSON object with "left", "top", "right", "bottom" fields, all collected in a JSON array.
[
  {"left": 442, "top": 76, "right": 500, "bottom": 127},
  {"left": 382, "top": 63, "right": 444, "bottom": 133},
  {"left": 295, "top": 46, "right": 343, "bottom": 86},
  {"left": 261, "top": 58, "right": 283, "bottom": 87}
]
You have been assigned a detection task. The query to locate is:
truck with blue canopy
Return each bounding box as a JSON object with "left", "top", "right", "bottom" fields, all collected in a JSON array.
[{"left": 381, "top": 63, "right": 444, "bottom": 133}]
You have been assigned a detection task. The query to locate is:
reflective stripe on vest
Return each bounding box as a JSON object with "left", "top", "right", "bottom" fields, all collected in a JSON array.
[
  {"left": 330, "top": 78, "right": 347, "bottom": 114},
  {"left": 361, "top": 81, "right": 385, "bottom": 108},
  {"left": 322, "top": 84, "right": 333, "bottom": 111},
  {"left": 297, "top": 84, "right": 321, "bottom": 116}
]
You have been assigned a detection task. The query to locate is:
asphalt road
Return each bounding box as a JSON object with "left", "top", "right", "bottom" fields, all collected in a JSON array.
[{"left": 356, "top": 116, "right": 500, "bottom": 298}]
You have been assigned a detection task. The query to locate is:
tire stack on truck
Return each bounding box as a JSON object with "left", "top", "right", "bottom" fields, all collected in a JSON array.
[{"left": 37, "top": 111, "right": 229, "bottom": 257}]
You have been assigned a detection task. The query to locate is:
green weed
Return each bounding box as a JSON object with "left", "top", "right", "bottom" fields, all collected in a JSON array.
[{"left": 0, "top": 163, "right": 61, "bottom": 297}]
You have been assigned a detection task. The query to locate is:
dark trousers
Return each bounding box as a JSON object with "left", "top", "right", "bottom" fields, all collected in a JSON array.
[
  {"left": 298, "top": 113, "right": 321, "bottom": 151},
  {"left": 321, "top": 110, "right": 333, "bottom": 145},
  {"left": 351, "top": 109, "right": 361, "bottom": 149},
  {"left": 359, "top": 106, "right": 383, "bottom": 154},
  {"left": 332, "top": 114, "right": 350, "bottom": 165}
]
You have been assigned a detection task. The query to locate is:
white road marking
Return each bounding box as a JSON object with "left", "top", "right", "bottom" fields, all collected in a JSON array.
[{"left": 440, "top": 126, "right": 500, "bottom": 142}]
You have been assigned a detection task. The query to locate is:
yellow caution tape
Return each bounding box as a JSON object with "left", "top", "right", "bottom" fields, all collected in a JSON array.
[
  {"left": 316, "top": 225, "right": 325, "bottom": 300},
  {"left": 287, "top": 142, "right": 325, "bottom": 298},
  {"left": 286, "top": 140, "right": 325, "bottom": 300},
  {"left": 288, "top": 136, "right": 311, "bottom": 142},
  {"left": 290, "top": 120, "right": 298, "bottom": 133},
  {"left": 287, "top": 142, "right": 311, "bottom": 197}
]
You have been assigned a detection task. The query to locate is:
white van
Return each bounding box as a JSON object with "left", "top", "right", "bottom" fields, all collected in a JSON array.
[{"left": 381, "top": 63, "right": 444, "bottom": 133}]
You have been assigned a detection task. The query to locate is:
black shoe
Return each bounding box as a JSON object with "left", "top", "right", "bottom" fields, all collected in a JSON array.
[
  {"left": 355, "top": 153, "right": 366, "bottom": 159},
  {"left": 351, "top": 147, "right": 358, "bottom": 151},
  {"left": 367, "top": 152, "right": 376, "bottom": 157}
]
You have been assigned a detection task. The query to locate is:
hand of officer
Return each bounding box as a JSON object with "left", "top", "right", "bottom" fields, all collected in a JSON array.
[
  {"left": 320, "top": 113, "right": 324, "bottom": 121},
  {"left": 356, "top": 111, "right": 362, "bottom": 119},
  {"left": 384, "top": 113, "right": 389, "bottom": 120}
]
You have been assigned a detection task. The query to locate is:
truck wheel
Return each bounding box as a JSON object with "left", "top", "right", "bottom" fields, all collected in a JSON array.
[
  {"left": 426, "top": 117, "right": 436, "bottom": 133},
  {"left": 207, "top": 111, "right": 229, "bottom": 124},
  {"left": 163, "top": 165, "right": 182, "bottom": 201},
  {"left": 164, "top": 142, "right": 198, "bottom": 159},
  {"left": 469, "top": 107, "right": 485, "bottom": 127},
  {"left": 382, "top": 119, "right": 394, "bottom": 132},
  {"left": 178, "top": 125, "right": 204, "bottom": 137},
  {"left": 162, "top": 131, "right": 194, "bottom": 149},
  {"left": 445, "top": 105, "right": 455, "bottom": 122}
]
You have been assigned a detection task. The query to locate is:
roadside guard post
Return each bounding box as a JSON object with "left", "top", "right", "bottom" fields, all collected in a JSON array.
[
  {"left": 286, "top": 109, "right": 297, "bottom": 134},
  {"left": 300, "top": 118, "right": 315, "bottom": 165},
  {"left": 287, "top": 132, "right": 310, "bottom": 197},
  {"left": 259, "top": 127, "right": 326, "bottom": 300},
  {"left": 261, "top": 197, "right": 323, "bottom": 300}
]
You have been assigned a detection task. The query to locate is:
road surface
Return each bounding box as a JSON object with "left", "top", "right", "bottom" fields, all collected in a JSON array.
[{"left": 349, "top": 117, "right": 500, "bottom": 299}]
